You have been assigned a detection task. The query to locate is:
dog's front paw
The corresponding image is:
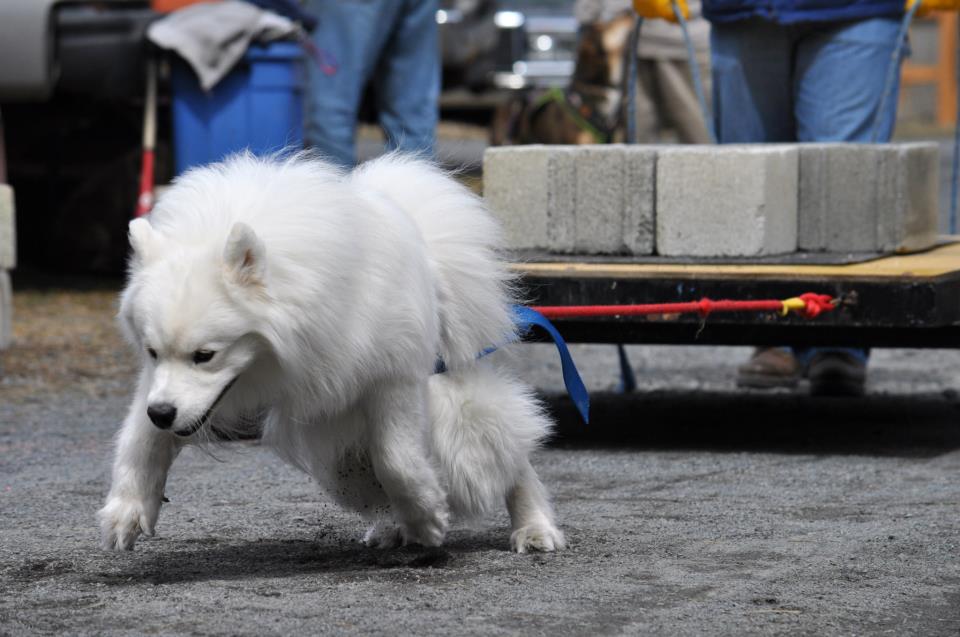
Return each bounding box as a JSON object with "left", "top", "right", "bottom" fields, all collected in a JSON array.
[
  {"left": 98, "top": 495, "right": 161, "bottom": 551},
  {"left": 511, "top": 523, "right": 566, "bottom": 553},
  {"left": 363, "top": 522, "right": 404, "bottom": 549},
  {"left": 400, "top": 508, "right": 449, "bottom": 548}
]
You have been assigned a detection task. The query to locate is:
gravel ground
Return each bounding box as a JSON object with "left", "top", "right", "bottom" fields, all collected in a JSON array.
[{"left": 2, "top": 286, "right": 959, "bottom": 636}]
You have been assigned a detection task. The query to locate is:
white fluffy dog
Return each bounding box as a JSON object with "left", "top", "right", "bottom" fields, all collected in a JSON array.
[{"left": 98, "top": 153, "right": 564, "bottom": 553}]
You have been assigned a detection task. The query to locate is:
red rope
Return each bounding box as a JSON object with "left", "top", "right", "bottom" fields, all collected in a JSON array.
[{"left": 531, "top": 293, "right": 836, "bottom": 320}]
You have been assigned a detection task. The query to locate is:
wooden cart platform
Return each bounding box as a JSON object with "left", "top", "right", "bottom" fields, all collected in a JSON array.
[{"left": 514, "top": 241, "right": 960, "bottom": 348}]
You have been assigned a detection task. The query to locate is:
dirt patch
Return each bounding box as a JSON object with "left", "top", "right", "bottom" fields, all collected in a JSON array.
[{"left": 0, "top": 288, "right": 135, "bottom": 403}]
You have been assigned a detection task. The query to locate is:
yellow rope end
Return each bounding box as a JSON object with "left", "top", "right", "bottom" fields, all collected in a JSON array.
[{"left": 780, "top": 297, "right": 807, "bottom": 316}]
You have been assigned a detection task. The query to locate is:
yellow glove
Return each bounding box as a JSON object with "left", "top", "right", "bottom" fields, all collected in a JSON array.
[
  {"left": 632, "top": 0, "right": 690, "bottom": 22},
  {"left": 907, "top": 0, "right": 960, "bottom": 16}
]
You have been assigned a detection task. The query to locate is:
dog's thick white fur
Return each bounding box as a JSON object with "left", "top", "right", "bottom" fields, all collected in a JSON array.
[{"left": 98, "top": 152, "right": 564, "bottom": 553}]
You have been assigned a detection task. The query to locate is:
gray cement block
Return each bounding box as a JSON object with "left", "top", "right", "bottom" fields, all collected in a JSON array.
[
  {"left": 573, "top": 145, "right": 656, "bottom": 254},
  {"left": 798, "top": 143, "right": 938, "bottom": 253},
  {"left": 574, "top": 146, "right": 625, "bottom": 253},
  {"left": 0, "top": 184, "right": 15, "bottom": 269},
  {"left": 799, "top": 144, "right": 879, "bottom": 252},
  {"left": 0, "top": 269, "right": 10, "bottom": 350},
  {"left": 483, "top": 145, "right": 657, "bottom": 255},
  {"left": 483, "top": 145, "right": 576, "bottom": 252},
  {"left": 623, "top": 147, "right": 657, "bottom": 254},
  {"left": 656, "top": 145, "right": 799, "bottom": 257},
  {"left": 884, "top": 142, "right": 939, "bottom": 253}
]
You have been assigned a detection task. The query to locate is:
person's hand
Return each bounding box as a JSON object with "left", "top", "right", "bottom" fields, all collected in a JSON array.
[
  {"left": 907, "top": 0, "right": 960, "bottom": 16},
  {"left": 632, "top": 0, "right": 690, "bottom": 22}
]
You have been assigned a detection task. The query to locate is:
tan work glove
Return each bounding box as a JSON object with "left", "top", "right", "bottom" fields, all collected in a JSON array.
[
  {"left": 907, "top": 0, "right": 960, "bottom": 16},
  {"left": 632, "top": 0, "right": 690, "bottom": 22}
]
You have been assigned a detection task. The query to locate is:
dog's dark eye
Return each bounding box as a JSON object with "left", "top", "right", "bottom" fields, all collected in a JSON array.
[
  {"left": 147, "top": 347, "right": 158, "bottom": 360},
  {"left": 192, "top": 350, "right": 216, "bottom": 364}
]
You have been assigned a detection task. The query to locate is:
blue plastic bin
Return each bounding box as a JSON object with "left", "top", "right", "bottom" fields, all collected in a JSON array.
[{"left": 171, "top": 41, "right": 304, "bottom": 174}]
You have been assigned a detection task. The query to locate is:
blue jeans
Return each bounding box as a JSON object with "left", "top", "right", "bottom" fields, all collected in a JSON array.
[
  {"left": 304, "top": 0, "right": 439, "bottom": 168},
  {"left": 711, "top": 17, "right": 906, "bottom": 366},
  {"left": 711, "top": 17, "right": 905, "bottom": 143}
]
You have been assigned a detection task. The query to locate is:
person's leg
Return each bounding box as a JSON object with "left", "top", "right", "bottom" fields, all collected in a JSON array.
[
  {"left": 797, "top": 347, "right": 869, "bottom": 396},
  {"left": 303, "top": 0, "right": 403, "bottom": 168},
  {"left": 711, "top": 20, "right": 805, "bottom": 388},
  {"left": 791, "top": 17, "right": 904, "bottom": 395},
  {"left": 794, "top": 17, "right": 904, "bottom": 143},
  {"left": 373, "top": 0, "right": 440, "bottom": 158},
  {"left": 710, "top": 18, "right": 796, "bottom": 143},
  {"left": 655, "top": 57, "right": 712, "bottom": 144},
  {"left": 633, "top": 59, "right": 663, "bottom": 143}
]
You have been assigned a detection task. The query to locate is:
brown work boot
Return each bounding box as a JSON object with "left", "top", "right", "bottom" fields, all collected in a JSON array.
[
  {"left": 736, "top": 347, "right": 801, "bottom": 389},
  {"left": 807, "top": 351, "right": 866, "bottom": 397}
]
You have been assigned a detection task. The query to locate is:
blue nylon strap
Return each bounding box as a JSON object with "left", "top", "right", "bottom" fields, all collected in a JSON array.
[
  {"left": 512, "top": 305, "right": 591, "bottom": 424},
  {"left": 432, "top": 306, "right": 591, "bottom": 424}
]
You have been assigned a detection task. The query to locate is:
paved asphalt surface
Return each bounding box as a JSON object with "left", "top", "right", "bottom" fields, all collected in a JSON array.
[
  {"left": 2, "top": 131, "right": 959, "bottom": 636},
  {"left": 2, "top": 341, "right": 959, "bottom": 636}
]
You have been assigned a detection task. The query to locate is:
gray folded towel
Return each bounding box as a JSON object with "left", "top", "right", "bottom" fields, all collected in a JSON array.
[{"left": 148, "top": 0, "right": 300, "bottom": 91}]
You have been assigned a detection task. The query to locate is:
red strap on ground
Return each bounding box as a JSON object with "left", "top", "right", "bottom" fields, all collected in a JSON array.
[{"left": 531, "top": 293, "right": 837, "bottom": 320}]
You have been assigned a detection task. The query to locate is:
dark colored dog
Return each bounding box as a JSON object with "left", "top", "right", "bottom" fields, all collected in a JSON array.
[{"left": 491, "top": 13, "right": 635, "bottom": 146}]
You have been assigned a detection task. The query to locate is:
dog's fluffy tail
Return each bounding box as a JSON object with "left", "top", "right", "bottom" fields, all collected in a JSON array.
[{"left": 350, "top": 154, "right": 518, "bottom": 368}]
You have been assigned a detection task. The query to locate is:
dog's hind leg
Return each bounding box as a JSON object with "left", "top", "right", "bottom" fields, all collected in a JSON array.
[
  {"left": 98, "top": 370, "right": 181, "bottom": 550},
  {"left": 363, "top": 380, "right": 450, "bottom": 547},
  {"left": 430, "top": 361, "right": 564, "bottom": 553},
  {"left": 507, "top": 461, "right": 566, "bottom": 553},
  {"left": 427, "top": 363, "right": 565, "bottom": 552}
]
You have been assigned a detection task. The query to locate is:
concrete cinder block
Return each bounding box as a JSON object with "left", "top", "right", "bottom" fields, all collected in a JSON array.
[
  {"left": 483, "top": 145, "right": 656, "bottom": 255},
  {"left": 0, "top": 269, "right": 11, "bottom": 350},
  {"left": 623, "top": 147, "right": 658, "bottom": 254},
  {"left": 798, "top": 143, "right": 938, "bottom": 253},
  {"left": 573, "top": 146, "right": 626, "bottom": 253},
  {"left": 799, "top": 144, "right": 881, "bottom": 252},
  {"left": 483, "top": 145, "right": 576, "bottom": 252},
  {"left": 883, "top": 142, "right": 939, "bottom": 253},
  {"left": 656, "top": 145, "right": 799, "bottom": 257},
  {"left": 573, "top": 145, "right": 656, "bottom": 254},
  {"left": 0, "top": 184, "right": 16, "bottom": 269}
]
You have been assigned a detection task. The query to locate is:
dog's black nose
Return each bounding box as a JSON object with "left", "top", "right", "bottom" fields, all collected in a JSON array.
[{"left": 147, "top": 403, "right": 177, "bottom": 429}]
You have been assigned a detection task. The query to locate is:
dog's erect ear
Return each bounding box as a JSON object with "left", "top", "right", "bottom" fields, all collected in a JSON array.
[
  {"left": 223, "top": 222, "right": 266, "bottom": 286},
  {"left": 129, "top": 218, "right": 160, "bottom": 263}
]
